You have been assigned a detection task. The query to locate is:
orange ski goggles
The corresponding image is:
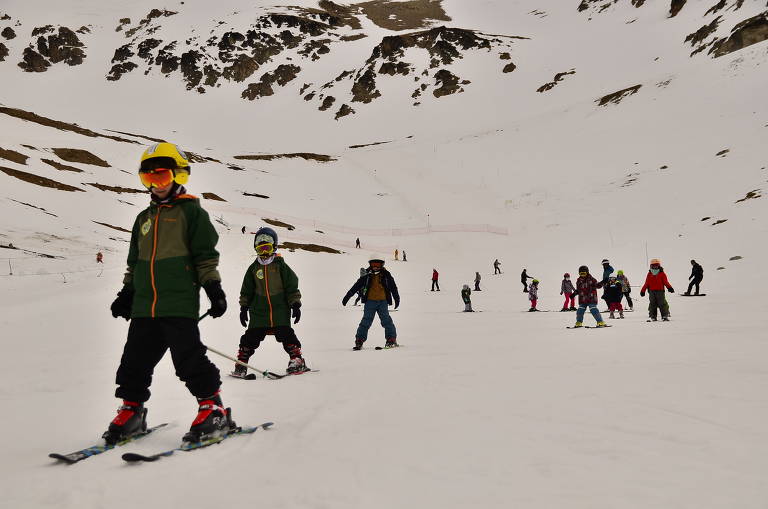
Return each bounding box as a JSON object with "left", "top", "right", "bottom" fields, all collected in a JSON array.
[{"left": 139, "top": 168, "right": 189, "bottom": 189}]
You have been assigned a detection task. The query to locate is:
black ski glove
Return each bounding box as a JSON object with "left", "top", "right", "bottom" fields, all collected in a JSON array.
[
  {"left": 110, "top": 286, "right": 133, "bottom": 321},
  {"left": 203, "top": 280, "right": 227, "bottom": 318},
  {"left": 341, "top": 296, "right": 349, "bottom": 306},
  {"left": 640, "top": 291, "right": 646, "bottom": 297},
  {"left": 291, "top": 302, "right": 301, "bottom": 324},
  {"left": 239, "top": 306, "right": 249, "bottom": 328},
  {"left": 668, "top": 287, "right": 674, "bottom": 293},
  {"left": 394, "top": 299, "right": 400, "bottom": 310}
]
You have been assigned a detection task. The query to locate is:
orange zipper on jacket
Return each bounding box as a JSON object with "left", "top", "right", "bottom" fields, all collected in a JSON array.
[
  {"left": 149, "top": 207, "right": 165, "bottom": 317},
  {"left": 264, "top": 263, "right": 274, "bottom": 327}
]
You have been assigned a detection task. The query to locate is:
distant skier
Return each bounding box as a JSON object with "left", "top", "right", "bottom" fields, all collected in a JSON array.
[
  {"left": 685, "top": 259, "right": 703, "bottom": 295},
  {"left": 601, "top": 259, "right": 614, "bottom": 281},
  {"left": 474, "top": 271, "right": 482, "bottom": 291},
  {"left": 640, "top": 258, "right": 674, "bottom": 321},
  {"left": 431, "top": 268, "right": 440, "bottom": 291},
  {"left": 493, "top": 259, "right": 502, "bottom": 274},
  {"left": 353, "top": 266, "right": 367, "bottom": 305},
  {"left": 521, "top": 269, "right": 534, "bottom": 292},
  {"left": 560, "top": 273, "right": 576, "bottom": 311},
  {"left": 105, "top": 142, "right": 230, "bottom": 445},
  {"left": 342, "top": 255, "right": 400, "bottom": 350},
  {"left": 232, "top": 227, "right": 308, "bottom": 378},
  {"left": 402, "top": 250, "right": 407, "bottom": 262},
  {"left": 355, "top": 237, "right": 361, "bottom": 249},
  {"left": 528, "top": 279, "right": 540, "bottom": 311},
  {"left": 96, "top": 251, "right": 103, "bottom": 263},
  {"left": 616, "top": 270, "right": 633, "bottom": 310},
  {"left": 461, "top": 284, "right": 473, "bottom": 312},
  {"left": 604, "top": 275, "right": 625, "bottom": 319},
  {"left": 241, "top": 226, "right": 246, "bottom": 234},
  {"left": 394, "top": 249, "right": 399, "bottom": 261},
  {"left": 572, "top": 265, "right": 607, "bottom": 328}
]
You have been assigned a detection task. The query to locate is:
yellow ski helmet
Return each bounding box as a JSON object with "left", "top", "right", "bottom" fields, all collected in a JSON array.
[{"left": 139, "top": 143, "right": 190, "bottom": 187}]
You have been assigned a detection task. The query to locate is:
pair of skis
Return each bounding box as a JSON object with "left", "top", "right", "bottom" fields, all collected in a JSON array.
[{"left": 49, "top": 422, "right": 273, "bottom": 464}]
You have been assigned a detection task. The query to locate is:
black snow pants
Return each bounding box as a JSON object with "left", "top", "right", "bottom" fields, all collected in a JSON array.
[
  {"left": 115, "top": 317, "right": 221, "bottom": 403},
  {"left": 648, "top": 290, "right": 670, "bottom": 319},
  {"left": 238, "top": 327, "right": 302, "bottom": 362},
  {"left": 687, "top": 277, "right": 703, "bottom": 295}
]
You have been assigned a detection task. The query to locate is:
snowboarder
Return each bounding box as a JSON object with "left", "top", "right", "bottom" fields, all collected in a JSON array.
[
  {"left": 342, "top": 255, "right": 400, "bottom": 350},
  {"left": 640, "top": 258, "right": 674, "bottom": 321},
  {"left": 493, "top": 259, "right": 502, "bottom": 274},
  {"left": 232, "top": 227, "right": 308, "bottom": 378},
  {"left": 394, "top": 249, "right": 399, "bottom": 261},
  {"left": 461, "top": 284, "right": 473, "bottom": 312},
  {"left": 604, "top": 275, "right": 625, "bottom": 319},
  {"left": 96, "top": 251, "right": 103, "bottom": 263},
  {"left": 105, "top": 142, "right": 230, "bottom": 445},
  {"left": 355, "top": 237, "right": 361, "bottom": 249},
  {"left": 431, "top": 268, "right": 440, "bottom": 291},
  {"left": 560, "top": 273, "right": 576, "bottom": 311},
  {"left": 474, "top": 271, "right": 482, "bottom": 291},
  {"left": 572, "top": 265, "right": 607, "bottom": 328},
  {"left": 616, "top": 270, "right": 633, "bottom": 310},
  {"left": 685, "top": 259, "right": 703, "bottom": 295},
  {"left": 353, "top": 266, "right": 367, "bottom": 305},
  {"left": 528, "top": 279, "right": 540, "bottom": 311},
  {"left": 521, "top": 269, "right": 534, "bottom": 292}
]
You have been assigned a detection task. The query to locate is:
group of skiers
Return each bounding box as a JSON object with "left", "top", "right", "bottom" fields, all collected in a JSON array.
[{"left": 99, "top": 142, "right": 707, "bottom": 449}]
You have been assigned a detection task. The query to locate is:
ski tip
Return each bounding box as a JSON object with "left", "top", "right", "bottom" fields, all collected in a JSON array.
[
  {"left": 49, "top": 453, "right": 77, "bottom": 464},
  {"left": 122, "top": 452, "right": 157, "bottom": 463}
]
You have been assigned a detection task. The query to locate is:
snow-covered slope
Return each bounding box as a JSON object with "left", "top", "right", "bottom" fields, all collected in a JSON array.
[{"left": 1, "top": 0, "right": 767, "bottom": 507}]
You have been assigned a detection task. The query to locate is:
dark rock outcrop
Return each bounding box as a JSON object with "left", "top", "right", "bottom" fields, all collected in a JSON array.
[{"left": 710, "top": 11, "right": 768, "bottom": 57}]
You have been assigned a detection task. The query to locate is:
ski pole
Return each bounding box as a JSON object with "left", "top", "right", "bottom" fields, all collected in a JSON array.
[
  {"left": 198, "top": 312, "right": 285, "bottom": 380},
  {"left": 205, "top": 344, "right": 285, "bottom": 380}
]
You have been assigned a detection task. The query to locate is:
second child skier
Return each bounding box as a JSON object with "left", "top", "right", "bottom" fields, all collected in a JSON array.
[
  {"left": 560, "top": 273, "right": 576, "bottom": 311},
  {"left": 232, "top": 227, "right": 308, "bottom": 377}
]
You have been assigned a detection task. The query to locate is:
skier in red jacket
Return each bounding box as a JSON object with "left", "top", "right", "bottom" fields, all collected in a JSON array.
[{"left": 640, "top": 258, "right": 674, "bottom": 321}]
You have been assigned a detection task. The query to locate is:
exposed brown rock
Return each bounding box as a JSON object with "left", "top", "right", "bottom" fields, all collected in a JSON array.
[
  {"left": 234, "top": 153, "right": 336, "bottom": 162},
  {"left": 280, "top": 241, "right": 340, "bottom": 254},
  {"left": 202, "top": 192, "right": 226, "bottom": 201},
  {"left": 335, "top": 104, "right": 355, "bottom": 120},
  {"left": 41, "top": 158, "right": 83, "bottom": 172},
  {"left": 262, "top": 218, "right": 295, "bottom": 230},
  {"left": 319, "top": 96, "right": 336, "bottom": 111},
  {"left": 51, "top": 148, "right": 110, "bottom": 167},
  {"left": 537, "top": 69, "right": 575, "bottom": 92},
  {"left": 85, "top": 183, "right": 144, "bottom": 193},
  {"left": 351, "top": 69, "right": 381, "bottom": 103},
  {"left": 93, "top": 221, "right": 131, "bottom": 233},
  {"left": 685, "top": 17, "right": 721, "bottom": 48},
  {"left": 0, "top": 107, "right": 138, "bottom": 144},
  {"left": 1, "top": 27, "right": 15, "bottom": 39},
  {"left": 596, "top": 84, "right": 642, "bottom": 106},
  {"left": 433, "top": 69, "right": 463, "bottom": 98},
  {"left": 0, "top": 43, "right": 7, "bottom": 61},
  {"left": 710, "top": 11, "right": 768, "bottom": 58},
  {"left": 0, "top": 165, "right": 84, "bottom": 192},
  {"left": 18, "top": 47, "right": 50, "bottom": 72},
  {"left": 243, "top": 192, "right": 270, "bottom": 199},
  {"left": 357, "top": 0, "right": 451, "bottom": 31},
  {"left": 0, "top": 147, "right": 28, "bottom": 165},
  {"left": 670, "top": 0, "right": 687, "bottom": 18},
  {"left": 503, "top": 62, "right": 516, "bottom": 73}
]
